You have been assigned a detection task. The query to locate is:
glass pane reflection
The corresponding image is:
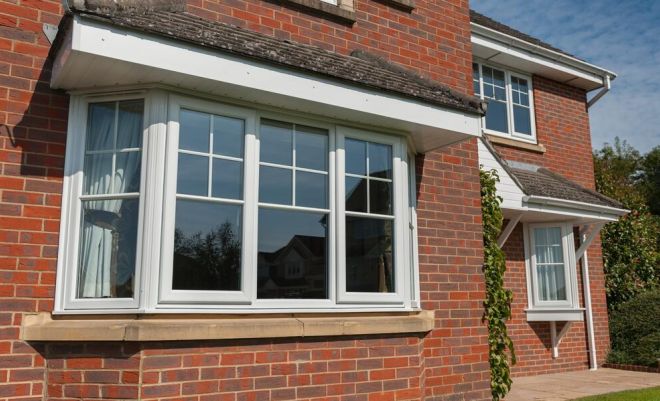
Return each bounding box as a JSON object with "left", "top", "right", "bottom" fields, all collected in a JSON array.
[
  {"left": 173, "top": 200, "right": 242, "bottom": 291},
  {"left": 346, "top": 216, "right": 394, "bottom": 293},
  {"left": 257, "top": 208, "right": 328, "bottom": 299}
]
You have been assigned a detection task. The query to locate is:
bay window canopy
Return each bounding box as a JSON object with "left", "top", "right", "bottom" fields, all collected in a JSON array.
[
  {"left": 478, "top": 138, "right": 627, "bottom": 323},
  {"left": 50, "top": 6, "right": 484, "bottom": 154}
]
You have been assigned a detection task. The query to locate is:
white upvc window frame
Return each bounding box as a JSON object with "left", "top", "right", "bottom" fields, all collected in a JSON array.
[
  {"left": 336, "top": 126, "right": 409, "bottom": 305},
  {"left": 55, "top": 88, "right": 419, "bottom": 313},
  {"left": 472, "top": 61, "right": 537, "bottom": 143},
  {"left": 523, "top": 222, "right": 579, "bottom": 311}
]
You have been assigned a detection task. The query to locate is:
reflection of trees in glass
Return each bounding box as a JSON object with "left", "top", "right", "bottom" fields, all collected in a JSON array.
[{"left": 173, "top": 221, "right": 241, "bottom": 291}]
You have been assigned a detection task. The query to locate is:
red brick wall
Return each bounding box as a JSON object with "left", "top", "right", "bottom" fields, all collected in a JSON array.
[
  {"left": 493, "top": 76, "right": 611, "bottom": 376},
  {"left": 0, "top": 0, "right": 492, "bottom": 400}
]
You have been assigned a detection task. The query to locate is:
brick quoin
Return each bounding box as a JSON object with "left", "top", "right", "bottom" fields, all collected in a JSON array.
[{"left": 0, "top": 0, "right": 611, "bottom": 399}]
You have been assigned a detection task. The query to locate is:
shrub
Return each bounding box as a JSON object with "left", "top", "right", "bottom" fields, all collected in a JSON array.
[{"left": 608, "top": 290, "right": 660, "bottom": 367}]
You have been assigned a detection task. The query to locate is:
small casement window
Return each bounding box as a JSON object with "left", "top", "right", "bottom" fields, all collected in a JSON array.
[
  {"left": 57, "top": 91, "right": 419, "bottom": 312},
  {"left": 524, "top": 223, "right": 579, "bottom": 310},
  {"left": 472, "top": 62, "right": 536, "bottom": 142}
]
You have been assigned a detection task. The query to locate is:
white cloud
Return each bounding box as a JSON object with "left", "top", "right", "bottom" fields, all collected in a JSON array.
[{"left": 471, "top": 0, "right": 660, "bottom": 153}]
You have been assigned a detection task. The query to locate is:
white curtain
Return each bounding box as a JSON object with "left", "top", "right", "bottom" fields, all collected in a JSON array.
[
  {"left": 78, "top": 101, "right": 142, "bottom": 298},
  {"left": 534, "top": 227, "right": 567, "bottom": 301}
]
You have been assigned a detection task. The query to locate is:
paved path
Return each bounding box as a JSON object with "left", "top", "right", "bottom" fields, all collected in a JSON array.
[{"left": 505, "top": 368, "right": 660, "bottom": 401}]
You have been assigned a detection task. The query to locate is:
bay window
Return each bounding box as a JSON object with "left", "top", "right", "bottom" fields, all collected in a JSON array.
[
  {"left": 56, "top": 91, "right": 418, "bottom": 312},
  {"left": 473, "top": 62, "right": 536, "bottom": 141}
]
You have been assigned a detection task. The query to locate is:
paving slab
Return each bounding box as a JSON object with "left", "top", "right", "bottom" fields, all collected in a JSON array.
[{"left": 505, "top": 368, "right": 660, "bottom": 401}]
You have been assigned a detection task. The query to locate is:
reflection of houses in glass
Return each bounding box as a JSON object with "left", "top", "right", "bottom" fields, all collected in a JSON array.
[
  {"left": 346, "top": 219, "right": 393, "bottom": 293},
  {"left": 345, "top": 164, "right": 394, "bottom": 293},
  {"left": 258, "top": 235, "right": 326, "bottom": 299}
]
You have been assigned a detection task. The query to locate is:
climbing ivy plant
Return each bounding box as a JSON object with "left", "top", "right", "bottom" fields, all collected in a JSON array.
[{"left": 480, "top": 167, "right": 516, "bottom": 401}]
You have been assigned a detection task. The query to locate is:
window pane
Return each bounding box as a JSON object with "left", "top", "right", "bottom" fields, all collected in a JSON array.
[
  {"left": 514, "top": 105, "right": 532, "bottom": 135},
  {"left": 473, "top": 80, "right": 480, "bottom": 96},
  {"left": 511, "top": 77, "right": 519, "bottom": 92},
  {"left": 483, "top": 84, "right": 494, "bottom": 99},
  {"left": 346, "top": 217, "right": 394, "bottom": 293},
  {"left": 296, "top": 171, "right": 327, "bottom": 209},
  {"left": 260, "top": 119, "right": 293, "bottom": 165},
  {"left": 259, "top": 166, "right": 292, "bottom": 205},
  {"left": 87, "top": 102, "right": 115, "bottom": 151},
  {"left": 369, "top": 143, "right": 392, "bottom": 179},
  {"left": 482, "top": 66, "right": 493, "bottom": 84},
  {"left": 537, "top": 265, "right": 567, "bottom": 301},
  {"left": 179, "top": 109, "right": 210, "bottom": 153},
  {"left": 116, "top": 100, "right": 144, "bottom": 149},
  {"left": 345, "top": 138, "right": 366, "bottom": 175},
  {"left": 517, "top": 77, "right": 528, "bottom": 92},
  {"left": 212, "top": 159, "right": 242, "bottom": 200},
  {"left": 177, "top": 153, "right": 208, "bottom": 196},
  {"left": 485, "top": 100, "right": 508, "bottom": 133},
  {"left": 520, "top": 93, "right": 529, "bottom": 107},
  {"left": 346, "top": 176, "right": 367, "bottom": 213},
  {"left": 83, "top": 153, "right": 113, "bottom": 195},
  {"left": 173, "top": 200, "right": 242, "bottom": 291},
  {"left": 369, "top": 180, "right": 392, "bottom": 215},
  {"left": 213, "top": 116, "right": 244, "bottom": 158},
  {"left": 78, "top": 198, "right": 139, "bottom": 298},
  {"left": 493, "top": 68, "right": 505, "bottom": 87},
  {"left": 494, "top": 86, "right": 506, "bottom": 101},
  {"left": 257, "top": 208, "right": 327, "bottom": 299},
  {"left": 114, "top": 151, "right": 142, "bottom": 193},
  {"left": 296, "top": 126, "right": 328, "bottom": 171}
]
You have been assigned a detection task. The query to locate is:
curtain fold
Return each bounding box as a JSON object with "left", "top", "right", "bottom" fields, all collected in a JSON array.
[{"left": 78, "top": 101, "right": 142, "bottom": 299}]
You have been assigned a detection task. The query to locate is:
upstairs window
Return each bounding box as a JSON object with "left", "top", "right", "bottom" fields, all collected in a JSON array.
[{"left": 473, "top": 62, "right": 536, "bottom": 142}]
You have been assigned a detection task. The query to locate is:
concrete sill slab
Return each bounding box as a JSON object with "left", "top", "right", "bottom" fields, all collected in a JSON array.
[
  {"left": 485, "top": 133, "right": 546, "bottom": 153},
  {"left": 21, "top": 311, "right": 435, "bottom": 342}
]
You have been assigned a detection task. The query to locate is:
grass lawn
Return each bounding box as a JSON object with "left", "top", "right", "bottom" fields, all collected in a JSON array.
[{"left": 573, "top": 386, "right": 660, "bottom": 401}]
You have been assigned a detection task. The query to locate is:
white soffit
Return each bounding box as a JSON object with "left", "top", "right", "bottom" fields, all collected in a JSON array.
[
  {"left": 51, "top": 16, "right": 481, "bottom": 153},
  {"left": 471, "top": 24, "right": 616, "bottom": 91}
]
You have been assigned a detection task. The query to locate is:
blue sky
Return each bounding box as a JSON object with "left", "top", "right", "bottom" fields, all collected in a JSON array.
[{"left": 471, "top": 0, "right": 660, "bottom": 153}]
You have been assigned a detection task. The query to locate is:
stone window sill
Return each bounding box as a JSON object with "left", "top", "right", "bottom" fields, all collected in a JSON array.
[
  {"left": 281, "top": 0, "right": 356, "bottom": 24},
  {"left": 485, "top": 133, "right": 546, "bottom": 154},
  {"left": 525, "top": 308, "right": 584, "bottom": 322},
  {"left": 21, "top": 311, "right": 435, "bottom": 342},
  {"left": 374, "top": 0, "right": 415, "bottom": 11}
]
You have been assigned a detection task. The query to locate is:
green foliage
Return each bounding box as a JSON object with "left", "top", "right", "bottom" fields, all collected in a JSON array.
[
  {"left": 572, "top": 386, "right": 660, "bottom": 401},
  {"left": 593, "top": 139, "right": 660, "bottom": 310},
  {"left": 641, "top": 146, "right": 660, "bottom": 215},
  {"left": 607, "top": 290, "right": 660, "bottom": 367},
  {"left": 480, "top": 167, "right": 516, "bottom": 401}
]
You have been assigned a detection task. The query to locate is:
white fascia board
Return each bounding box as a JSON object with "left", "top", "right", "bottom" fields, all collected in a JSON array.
[
  {"left": 523, "top": 195, "right": 628, "bottom": 217},
  {"left": 51, "top": 16, "right": 481, "bottom": 153},
  {"left": 471, "top": 23, "right": 616, "bottom": 90}
]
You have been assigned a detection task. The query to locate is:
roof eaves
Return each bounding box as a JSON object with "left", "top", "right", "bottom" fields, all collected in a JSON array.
[{"left": 469, "top": 10, "right": 617, "bottom": 82}]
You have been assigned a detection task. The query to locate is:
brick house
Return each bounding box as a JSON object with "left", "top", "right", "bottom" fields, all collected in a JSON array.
[{"left": 0, "top": 0, "right": 625, "bottom": 400}]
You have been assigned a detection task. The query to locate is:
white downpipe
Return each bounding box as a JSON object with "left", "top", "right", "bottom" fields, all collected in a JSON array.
[
  {"left": 587, "top": 75, "right": 611, "bottom": 109},
  {"left": 581, "top": 241, "right": 598, "bottom": 370}
]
